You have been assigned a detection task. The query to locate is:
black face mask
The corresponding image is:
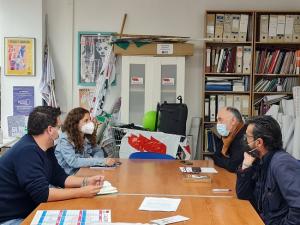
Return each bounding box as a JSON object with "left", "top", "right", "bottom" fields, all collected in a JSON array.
[{"left": 242, "top": 140, "right": 259, "bottom": 158}]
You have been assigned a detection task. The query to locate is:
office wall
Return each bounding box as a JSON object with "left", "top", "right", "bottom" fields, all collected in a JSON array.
[
  {"left": 0, "top": 0, "right": 44, "bottom": 137},
  {"left": 44, "top": 0, "right": 74, "bottom": 115},
  {"left": 1, "top": 0, "right": 299, "bottom": 135},
  {"left": 45, "top": 0, "right": 300, "bottom": 131}
]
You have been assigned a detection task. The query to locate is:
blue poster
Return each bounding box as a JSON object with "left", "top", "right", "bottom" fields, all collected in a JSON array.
[{"left": 13, "top": 86, "right": 34, "bottom": 116}]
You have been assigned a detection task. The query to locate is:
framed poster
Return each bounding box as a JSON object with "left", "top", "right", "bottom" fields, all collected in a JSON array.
[
  {"left": 78, "top": 32, "right": 113, "bottom": 86},
  {"left": 4, "top": 37, "right": 35, "bottom": 76},
  {"left": 79, "top": 88, "right": 95, "bottom": 110},
  {"left": 13, "top": 86, "right": 34, "bottom": 116}
]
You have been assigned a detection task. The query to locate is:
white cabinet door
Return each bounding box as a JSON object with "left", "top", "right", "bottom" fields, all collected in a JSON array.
[
  {"left": 120, "top": 56, "right": 153, "bottom": 125},
  {"left": 153, "top": 57, "right": 185, "bottom": 107},
  {"left": 121, "top": 56, "right": 185, "bottom": 125}
]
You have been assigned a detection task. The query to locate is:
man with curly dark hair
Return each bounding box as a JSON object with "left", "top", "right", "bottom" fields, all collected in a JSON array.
[
  {"left": 55, "top": 107, "right": 115, "bottom": 175},
  {"left": 0, "top": 106, "right": 105, "bottom": 225},
  {"left": 236, "top": 115, "right": 300, "bottom": 225}
]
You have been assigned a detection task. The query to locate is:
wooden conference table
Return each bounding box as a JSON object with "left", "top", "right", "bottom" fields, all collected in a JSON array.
[
  {"left": 23, "top": 159, "right": 264, "bottom": 225},
  {"left": 76, "top": 159, "right": 236, "bottom": 197}
]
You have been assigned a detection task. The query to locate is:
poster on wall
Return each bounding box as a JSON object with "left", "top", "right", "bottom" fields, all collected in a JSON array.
[
  {"left": 4, "top": 37, "right": 35, "bottom": 76},
  {"left": 13, "top": 86, "right": 34, "bottom": 116},
  {"left": 7, "top": 115, "right": 28, "bottom": 137},
  {"left": 79, "top": 88, "right": 95, "bottom": 110},
  {"left": 78, "top": 32, "right": 113, "bottom": 86}
]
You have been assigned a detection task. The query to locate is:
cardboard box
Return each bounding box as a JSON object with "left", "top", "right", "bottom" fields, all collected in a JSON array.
[{"left": 113, "top": 42, "right": 194, "bottom": 56}]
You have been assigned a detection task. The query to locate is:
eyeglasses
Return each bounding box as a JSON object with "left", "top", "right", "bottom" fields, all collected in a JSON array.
[{"left": 243, "top": 134, "right": 254, "bottom": 142}]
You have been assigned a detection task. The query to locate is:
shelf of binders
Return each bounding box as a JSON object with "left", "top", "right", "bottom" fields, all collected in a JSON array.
[
  {"left": 202, "top": 11, "right": 254, "bottom": 158},
  {"left": 253, "top": 48, "right": 300, "bottom": 75},
  {"left": 253, "top": 92, "right": 293, "bottom": 95},
  {"left": 205, "top": 45, "right": 253, "bottom": 74},
  {"left": 205, "top": 41, "right": 252, "bottom": 45},
  {"left": 255, "top": 12, "right": 300, "bottom": 44},
  {"left": 256, "top": 42, "right": 300, "bottom": 45},
  {"left": 205, "top": 11, "right": 254, "bottom": 43},
  {"left": 254, "top": 74, "right": 300, "bottom": 77},
  {"left": 205, "top": 72, "right": 251, "bottom": 76},
  {"left": 253, "top": 12, "right": 300, "bottom": 117},
  {"left": 205, "top": 91, "right": 250, "bottom": 94}
]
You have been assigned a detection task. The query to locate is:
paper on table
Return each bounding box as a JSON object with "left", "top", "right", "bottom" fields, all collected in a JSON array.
[
  {"left": 89, "top": 223, "right": 150, "bottom": 225},
  {"left": 139, "top": 197, "right": 181, "bottom": 212},
  {"left": 97, "top": 181, "right": 118, "bottom": 195},
  {"left": 30, "top": 210, "right": 111, "bottom": 225},
  {"left": 151, "top": 215, "right": 189, "bottom": 225},
  {"left": 200, "top": 167, "right": 218, "bottom": 173}
]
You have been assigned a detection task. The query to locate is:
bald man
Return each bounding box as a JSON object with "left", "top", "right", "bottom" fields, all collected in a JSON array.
[{"left": 212, "top": 107, "right": 246, "bottom": 172}]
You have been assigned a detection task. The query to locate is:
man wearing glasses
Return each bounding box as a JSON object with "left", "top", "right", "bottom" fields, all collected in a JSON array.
[
  {"left": 236, "top": 116, "right": 300, "bottom": 225},
  {"left": 212, "top": 107, "right": 246, "bottom": 172},
  {"left": 0, "top": 106, "right": 104, "bottom": 225}
]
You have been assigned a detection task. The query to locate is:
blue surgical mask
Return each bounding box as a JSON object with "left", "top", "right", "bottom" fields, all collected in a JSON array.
[{"left": 217, "top": 123, "right": 229, "bottom": 137}]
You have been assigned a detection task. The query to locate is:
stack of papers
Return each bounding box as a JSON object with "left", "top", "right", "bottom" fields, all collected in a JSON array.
[
  {"left": 139, "top": 197, "right": 181, "bottom": 212},
  {"left": 98, "top": 181, "right": 118, "bottom": 195}
]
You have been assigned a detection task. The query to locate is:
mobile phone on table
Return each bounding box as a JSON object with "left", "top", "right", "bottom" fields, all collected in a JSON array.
[{"left": 191, "top": 167, "right": 201, "bottom": 173}]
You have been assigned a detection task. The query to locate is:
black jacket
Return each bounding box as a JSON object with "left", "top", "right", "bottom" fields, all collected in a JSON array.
[
  {"left": 236, "top": 150, "right": 300, "bottom": 225},
  {"left": 212, "top": 125, "right": 246, "bottom": 172}
]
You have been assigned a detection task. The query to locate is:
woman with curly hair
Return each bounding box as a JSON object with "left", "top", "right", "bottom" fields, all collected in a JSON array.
[{"left": 55, "top": 107, "right": 115, "bottom": 174}]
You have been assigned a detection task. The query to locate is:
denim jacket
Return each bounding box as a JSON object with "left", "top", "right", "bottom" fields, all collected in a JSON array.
[
  {"left": 55, "top": 132, "right": 105, "bottom": 175},
  {"left": 236, "top": 150, "right": 300, "bottom": 225}
]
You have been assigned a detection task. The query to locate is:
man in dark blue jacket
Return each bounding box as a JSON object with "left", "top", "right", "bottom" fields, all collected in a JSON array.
[
  {"left": 0, "top": 106, "right": 104, "bottom": 225},
  {"left": 236, "top": 116, "right": 300, "bottom": 225}
]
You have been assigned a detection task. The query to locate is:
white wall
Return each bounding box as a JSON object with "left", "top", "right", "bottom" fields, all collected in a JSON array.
[
  {"left": 1, "top": 0, "right": 300, "bottom": 135},
  {"left": 45, "top": 0, "right": 300, "bottom": 131},
  {"left": 45, "top": 0, "right": 74, "bottom": 115},
  {"left": 0, "top": 0, "right": 43, "bottom": 137}
]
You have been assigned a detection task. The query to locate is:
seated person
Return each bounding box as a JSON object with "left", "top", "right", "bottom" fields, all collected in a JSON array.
[
  {"left": 0, "top": 106, "right": 104, "bottom": 225},
  {"left": 212, "top": 107, "right": 246, "bottom": 172},
  {"left": 236, "top": 116, "right": 300, "bottom": 225},
  {"left": 55, "top": 107, "right": 115, "bottom": 175}
]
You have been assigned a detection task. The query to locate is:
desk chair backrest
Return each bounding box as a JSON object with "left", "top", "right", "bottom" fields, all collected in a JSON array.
[{"left": 129, "top": 152, "right": 175, "bottom": 160}]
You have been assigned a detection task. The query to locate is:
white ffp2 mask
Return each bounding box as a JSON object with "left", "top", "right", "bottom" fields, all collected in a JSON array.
[{"left": 81, "top": 122, "right": 95, "bottom": 134}]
